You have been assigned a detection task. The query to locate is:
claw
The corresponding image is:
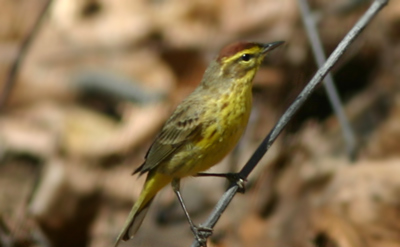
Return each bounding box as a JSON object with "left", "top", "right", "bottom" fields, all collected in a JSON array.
[
  {"left": 192, "top": 226, "right": 213, "bottom": 247},
  {"left": 236, "top": 177, "right": 246, "bottom": 194},
  {"left": 195, "top": 172, "right": 247, "bottom": 193},
  {"left": 225, "top": 173, "right": 247, "bottom": 193}
]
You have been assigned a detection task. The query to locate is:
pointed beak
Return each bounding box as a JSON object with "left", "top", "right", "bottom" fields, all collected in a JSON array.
[{"left": 262, "top": 41, "right": 285, "bottom": 54}]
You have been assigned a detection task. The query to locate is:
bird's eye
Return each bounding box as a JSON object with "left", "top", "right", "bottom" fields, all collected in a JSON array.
[{"left": 241, "top": 53, "right": 252, "bottom": 62}]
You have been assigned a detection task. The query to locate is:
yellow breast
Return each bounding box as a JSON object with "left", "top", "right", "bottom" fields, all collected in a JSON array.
[
  {"left": 188, "top": 80, "right": 252, "bottom": 174},
  {"left": 161, "top": 78, "right": 253, "bottom": 178}
]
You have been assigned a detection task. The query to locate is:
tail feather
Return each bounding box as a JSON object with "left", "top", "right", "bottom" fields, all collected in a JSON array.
[
  {"left": 114, "top": 198, "right": 154, "bottom": 247},
  {"left": 124, "top": 198, "right": 153, "bottom": 240},
  {"left": 114, "top": 172, "right": 172, "bottom": 247},
  {"left": 126, "top": 201, "right": 152, "bottom": 239}
]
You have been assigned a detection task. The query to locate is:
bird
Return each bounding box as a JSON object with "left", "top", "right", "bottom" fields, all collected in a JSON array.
[{"left": 114, "top": 40, "right": 284, "bottom": 247}]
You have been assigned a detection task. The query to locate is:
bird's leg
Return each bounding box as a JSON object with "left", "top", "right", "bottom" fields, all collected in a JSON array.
[
  {"left": 195, "top": 172, "right": 246, "bottom": 193},
  {"left": 171, "top": 179, "right": 212, "bottom": 246}
]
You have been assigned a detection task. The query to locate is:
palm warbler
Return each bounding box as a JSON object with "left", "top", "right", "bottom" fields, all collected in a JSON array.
[{"left": 115, "top": 41, "right": 284, "bottom": 246}]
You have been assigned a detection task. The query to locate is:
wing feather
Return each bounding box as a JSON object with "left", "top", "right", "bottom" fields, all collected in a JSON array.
[{"left": 134, "top": 101, "right": 204, "bottom": 175}]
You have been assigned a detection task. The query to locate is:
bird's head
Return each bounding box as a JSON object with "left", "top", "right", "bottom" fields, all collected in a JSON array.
[
  {"left": 218, "top": 41, "right": 284, "bottom": 78},
  {"left": 201, "top": 41, "right": 284, "bottom": 89}
]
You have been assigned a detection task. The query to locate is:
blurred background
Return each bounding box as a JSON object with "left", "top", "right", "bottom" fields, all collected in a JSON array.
[{"left": 0, "top": 0, "right": 400, "bottom": 247}]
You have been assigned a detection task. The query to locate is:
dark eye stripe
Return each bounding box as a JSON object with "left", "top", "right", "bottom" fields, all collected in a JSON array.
[{"left": 241, "top": 53, "right": 252, "bottom": 61}]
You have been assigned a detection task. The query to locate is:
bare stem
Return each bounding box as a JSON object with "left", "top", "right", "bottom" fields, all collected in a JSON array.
[
  {"left": 0, "top": 0, "right": 54, "bottom": 111},
  {"left": 297, "top": 0, "right": 358, "bottom": 159},
  {"left": 191, "top": 0, "right": 388, "bottom": 246}
]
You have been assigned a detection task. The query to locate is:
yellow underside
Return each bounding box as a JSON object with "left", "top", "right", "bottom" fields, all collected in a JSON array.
[{"left": 158, "top": 79, "right": 253, "bottom": 178}]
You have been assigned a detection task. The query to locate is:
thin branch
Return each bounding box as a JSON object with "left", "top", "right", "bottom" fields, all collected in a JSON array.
[
  {"left": 297, "top": 0, "right": 358, "bottom": 159},
  {"left": 191, "top": 0, "right": 388, "bottom": 246},
  {"left": 0, "top": 0, "right": 54, "bottom": 110}
]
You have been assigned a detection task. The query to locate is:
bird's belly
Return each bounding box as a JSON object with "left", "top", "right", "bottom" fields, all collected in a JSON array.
[
  {"left": 161, "top": 99, "right": 251, "bottom": 178},
  {"left": 195, "top": 125, "right": 244, "bottom": 171},
  {"left": 163, "top": 127, "right": 244, "bottom": 177}
]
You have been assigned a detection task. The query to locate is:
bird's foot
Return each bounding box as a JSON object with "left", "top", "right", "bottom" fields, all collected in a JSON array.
[
  {"left": 195, "top": 172, "right": 247, "bottom": 193},
  {"left": 225, "top": 173, "right": 246, "bottom": 193},
  {"left": 191, "top": 225, "right": 212, "bottom": 247}
]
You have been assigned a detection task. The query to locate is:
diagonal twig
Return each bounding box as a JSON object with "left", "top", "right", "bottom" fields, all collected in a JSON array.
[
  {"left": 297, "top": 0, "right": 357, "bottom": 159},
  {"left": 0, "top": 0, "right": 54, "bottom": 111},
  {"left": 191, "top": 0, "right": 388, "bottom": 246}
]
